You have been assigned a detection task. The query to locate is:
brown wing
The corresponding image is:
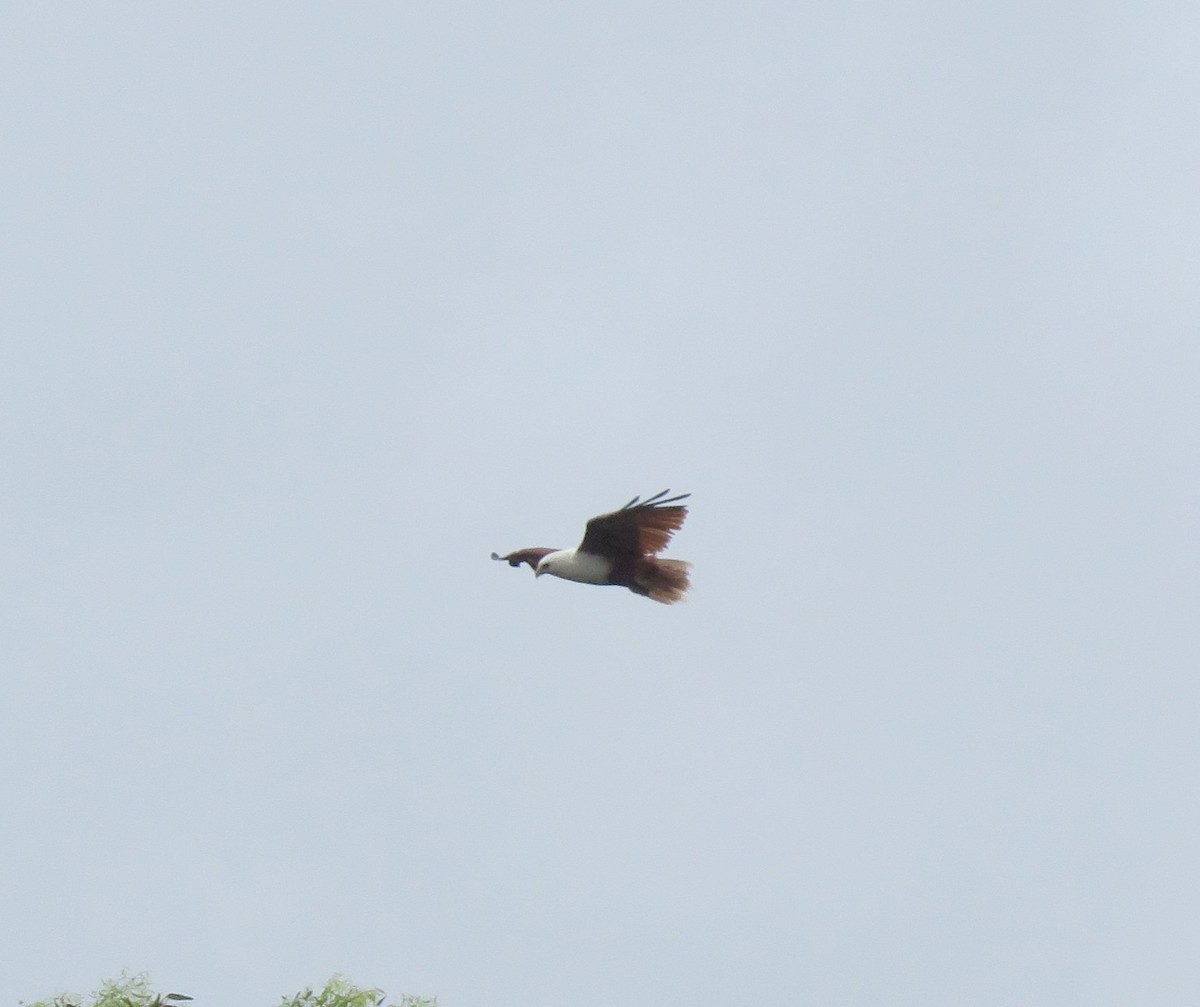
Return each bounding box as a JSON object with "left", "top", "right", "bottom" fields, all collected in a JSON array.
[
  {"left": 491, "top": 547, "right": 556, "bottom": 571},
  {"left": 578, "top": 490, "right": 690, "bottom": 561}
]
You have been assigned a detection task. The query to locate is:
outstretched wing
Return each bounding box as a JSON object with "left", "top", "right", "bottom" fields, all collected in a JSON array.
[
  {"left": 578, "top": 490, "right": 690, "bottom": 561},
  {"left": 491, "top": 547, "right": 556, "bottom": 571}
]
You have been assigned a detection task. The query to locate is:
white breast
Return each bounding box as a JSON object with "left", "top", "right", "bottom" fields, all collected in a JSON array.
[{"left": 537, "top": 548, "right": 613, "bottom": 585}]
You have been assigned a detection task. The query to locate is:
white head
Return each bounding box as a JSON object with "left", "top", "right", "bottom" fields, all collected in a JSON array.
[
  {"left": 534, "top": 552, "right": 563, "bottom": 578},
  {"left": 533, "top": 547, "right": 611, "bottom": 585}
]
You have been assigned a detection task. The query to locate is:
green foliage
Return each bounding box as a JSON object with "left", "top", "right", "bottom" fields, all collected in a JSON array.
[
  {"left": 276, "top": 976, "right": 385, "bottom": 1007},
  {"left": 278, "top": 976, "right": 436, "bottom": 1007},
  {"left": 21, "top": 972, "right": 183, "bottom": 1007},
  {"left": 21, "top": 973, "right": 435, "bottom": 1007}
]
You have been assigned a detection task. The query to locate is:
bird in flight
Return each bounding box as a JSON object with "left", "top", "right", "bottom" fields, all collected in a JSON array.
[{"left": 492, "top": 490, "right": 692, "bottom": 604}]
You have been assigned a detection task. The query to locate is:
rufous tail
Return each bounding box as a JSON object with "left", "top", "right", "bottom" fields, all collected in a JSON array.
[{"left": 634, "top": 558, "right": 692, "bottom": 604}]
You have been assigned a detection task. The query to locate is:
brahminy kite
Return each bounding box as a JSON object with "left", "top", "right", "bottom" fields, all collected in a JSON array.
[{"left": 491, "top": 490, "right": 692, "bottom": 603}]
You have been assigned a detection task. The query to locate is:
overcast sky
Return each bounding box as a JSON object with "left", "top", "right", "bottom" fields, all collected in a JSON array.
[{"left": 4, "top": 4, "right": 1199, "bottom": 1006}]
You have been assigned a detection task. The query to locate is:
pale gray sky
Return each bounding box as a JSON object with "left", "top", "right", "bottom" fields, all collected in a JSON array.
[{"left": 4, "top": 4, "right": 1199, "bottom": 1006}]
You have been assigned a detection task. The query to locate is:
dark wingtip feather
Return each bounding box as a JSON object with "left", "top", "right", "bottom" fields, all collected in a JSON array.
[
  {"left": 654, "top": 491, "right": 690, "bottom": 507},
  {"left": 621, "top": 489, "right": 690, "bottom": 511}
]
